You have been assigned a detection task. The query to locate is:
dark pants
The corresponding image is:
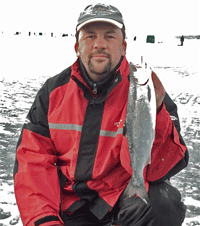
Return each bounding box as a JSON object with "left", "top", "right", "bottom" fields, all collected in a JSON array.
[{"left": 62, "top": 181, "right": 186, "bottom": 226}]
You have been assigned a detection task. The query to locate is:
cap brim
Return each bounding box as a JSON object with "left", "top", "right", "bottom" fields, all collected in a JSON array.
[{"left": 76, "top": 18, "right": 123, "bottom": 32}]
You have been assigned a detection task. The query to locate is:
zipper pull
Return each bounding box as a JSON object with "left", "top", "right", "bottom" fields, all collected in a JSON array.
[{"left": 93, "top": 83, "right": 97, "bottom": 94}]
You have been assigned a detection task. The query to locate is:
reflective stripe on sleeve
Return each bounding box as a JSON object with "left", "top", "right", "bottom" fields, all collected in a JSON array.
[
  {"left": 100, "top": 128, "right": 123, "bottom": 137},
  {"left": 49, "top": 123, "right": 82, "bottom": 132}
]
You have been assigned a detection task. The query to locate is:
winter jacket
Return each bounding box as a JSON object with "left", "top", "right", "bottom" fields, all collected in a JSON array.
[{"left": 13, "top": 56, "right": 188, "bottom": 226}]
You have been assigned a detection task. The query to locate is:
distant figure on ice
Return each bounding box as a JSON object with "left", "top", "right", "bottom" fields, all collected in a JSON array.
[
  {"left": 134, "top": 36, "right": 137, "bottom": 41},
  {"left": 180, "top": 35, "right": 184, "bottom": 46}
]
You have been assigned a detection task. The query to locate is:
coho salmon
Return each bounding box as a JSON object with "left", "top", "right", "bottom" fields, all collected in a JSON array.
[{"left": 124, "top": 62, "right": 157, "bottom": 204}]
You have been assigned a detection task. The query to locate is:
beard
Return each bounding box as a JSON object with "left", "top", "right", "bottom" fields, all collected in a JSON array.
[{"left": 88, "top": 52, "right": 112, "bottom": 75}]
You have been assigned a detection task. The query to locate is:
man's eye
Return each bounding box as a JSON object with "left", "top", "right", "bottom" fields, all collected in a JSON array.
[
  {"left": 87, "top": 35, "right": 95, "bottom": 39},
  {"left": 107, "top": 35, "right": 115, "bottom": 39}
]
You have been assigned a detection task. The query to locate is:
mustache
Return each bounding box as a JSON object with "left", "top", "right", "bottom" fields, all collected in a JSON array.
[{"left": 89, "top": 51, "right": 111, "bottom": 59}]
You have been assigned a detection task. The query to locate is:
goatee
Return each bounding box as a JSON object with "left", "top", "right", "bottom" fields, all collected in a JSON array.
[{"left": 88, "top": 53, "right": 112, "bottom": 75}]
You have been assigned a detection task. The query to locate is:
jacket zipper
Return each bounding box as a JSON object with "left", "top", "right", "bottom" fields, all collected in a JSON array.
[{"left": 93, "top": 83, "right": 97, "bottom": 94}]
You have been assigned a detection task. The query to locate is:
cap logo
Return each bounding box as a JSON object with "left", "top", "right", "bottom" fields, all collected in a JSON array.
[
  {"left": 95, "top": 7, "right": 104, "bottom": 11},
  {"left": 83, "top": 4, "right": 117, "bottom": 16}
]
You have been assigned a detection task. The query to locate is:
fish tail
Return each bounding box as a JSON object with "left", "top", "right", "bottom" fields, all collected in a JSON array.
[{"left": 135, "top": 185, "right": 149, "bottom": 204}]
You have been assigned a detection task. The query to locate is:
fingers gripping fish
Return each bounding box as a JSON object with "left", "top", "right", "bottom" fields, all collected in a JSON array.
[{"left": 125, "top": 62, "right": 157, "bottom": 204}]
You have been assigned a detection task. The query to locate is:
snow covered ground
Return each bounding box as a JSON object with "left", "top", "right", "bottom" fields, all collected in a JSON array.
[{"left": 0, "top": 35, "right": 199, "bottom": 225}]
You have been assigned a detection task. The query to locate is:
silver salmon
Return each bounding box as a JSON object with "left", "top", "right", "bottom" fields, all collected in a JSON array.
[{"left": 124, "top": 62, "right": 156, "bottom": 204}]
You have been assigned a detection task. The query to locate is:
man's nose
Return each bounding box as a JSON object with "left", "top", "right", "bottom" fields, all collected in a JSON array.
[{"left": 93, "top": 36, "right": 106, "bottom": 49}]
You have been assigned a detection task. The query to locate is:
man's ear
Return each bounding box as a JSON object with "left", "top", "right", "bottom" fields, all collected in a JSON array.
[
  {"left": 122, "top": 41, "right": 127, "bottom": 56},
  {"left": 74, "top": 43, "right": 80, "bottom": 57}
]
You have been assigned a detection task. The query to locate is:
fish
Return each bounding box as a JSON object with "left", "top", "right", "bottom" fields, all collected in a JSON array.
[{"left": 124, "top": 62, "right": 157, "bottom": 204}]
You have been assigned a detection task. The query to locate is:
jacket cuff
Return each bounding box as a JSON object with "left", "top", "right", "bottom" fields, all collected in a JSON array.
[
  {"left": 27, "top": 213, "right": 64, "bottom": 226},
  {"left": 172, "top": 122, "right": 187, "bottom": 153}
]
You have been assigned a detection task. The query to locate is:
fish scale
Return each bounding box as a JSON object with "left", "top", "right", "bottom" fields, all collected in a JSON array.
[{"left": 124, "top": 62, "right": 156, "bottom": 204}]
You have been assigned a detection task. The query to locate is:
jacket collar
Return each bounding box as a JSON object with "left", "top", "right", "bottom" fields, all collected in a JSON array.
[
  {"left": 79, "top": 57, "right": 123, "bottom": 95},
  {"left": 71, "top": 56, "right": 130, "bottom": 95}
]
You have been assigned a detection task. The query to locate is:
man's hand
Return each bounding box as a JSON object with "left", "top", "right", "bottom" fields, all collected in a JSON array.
[
  {"left": 151, "top": 70, "right": 165, "bottom": 112},
  {"left": 131, "top": 62, "right": 165, "bottom": 113}
]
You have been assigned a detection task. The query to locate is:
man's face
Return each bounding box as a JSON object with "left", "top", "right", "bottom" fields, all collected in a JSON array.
[{"left": 75, "top": 22, "right": 127, "bottom": 82}]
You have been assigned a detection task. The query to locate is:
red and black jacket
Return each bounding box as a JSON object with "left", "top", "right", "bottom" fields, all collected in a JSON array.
[{"left": 13, "top": 57, "right": 188, "bottom": 226}]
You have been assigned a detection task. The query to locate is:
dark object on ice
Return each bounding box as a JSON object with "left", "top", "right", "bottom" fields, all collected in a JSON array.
[
  {"left": 39, "top": 32, "right": 43, "bottom": 36},
  {"left": 180, "top": 35, "right": 184, "bottom": 46},
  {"left": 134, "top": 36, "right": 137, "bottom": 41},
  {"left": 62, "top": 33, "right": 68, "bottom": 37},
  {"left": 146, "top": 35, "right": 155, "bottom": 43},
  {"left": 14, "top": 32, "right": 20, "bottom": 35},
  {"left": 10, "top": 216, "right": 20, "bottom": 225},
  {"left": 0, "top": 208, "right": 11, "bottom": 220}
]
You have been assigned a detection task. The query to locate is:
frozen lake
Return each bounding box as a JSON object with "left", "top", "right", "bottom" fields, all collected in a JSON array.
[{"left": 0, "top": 35, "right": 200, "bottom": 225}]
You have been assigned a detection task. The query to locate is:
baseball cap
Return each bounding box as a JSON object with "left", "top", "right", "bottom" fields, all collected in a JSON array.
[{"left": 76, "top": 3, "right": 125, "bottom": 32}]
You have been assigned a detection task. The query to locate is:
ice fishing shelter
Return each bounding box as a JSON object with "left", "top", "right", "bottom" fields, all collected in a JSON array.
[{"left": 146, "top": 35, "right": 155, "bottom": 43}]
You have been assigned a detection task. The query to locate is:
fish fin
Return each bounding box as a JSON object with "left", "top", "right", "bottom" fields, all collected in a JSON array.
[
  {"left": 123, "top": 182, "right": 149, "bottom": 204},
  {"left": 135, "top": 185, "right": 149, "bottom": 204}
]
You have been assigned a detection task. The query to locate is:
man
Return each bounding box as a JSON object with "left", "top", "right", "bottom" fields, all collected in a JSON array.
[
  {"left": 180, "top": 35, "right": 184, "bottom": 46},
  {"left": 14, "top": 3, "right": 188, "bottom": 226}
]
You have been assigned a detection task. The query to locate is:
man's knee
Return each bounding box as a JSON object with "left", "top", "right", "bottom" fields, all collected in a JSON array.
[
  {"left": 148, "top": 181, "right": 186, "bottom": 226},
  {"left": 115, "top": 194, "right": 158, "bottom": 226},
  {"left": 114, "top": 181, "right": 186, "bottom": 226}
]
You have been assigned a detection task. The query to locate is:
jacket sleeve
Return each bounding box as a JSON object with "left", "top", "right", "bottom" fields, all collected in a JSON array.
[
  {"left": 146, "top": 92, "right": 189, "bottom": 183},
  {"left": 13, "top": 80, "right": 64, "bottom": 226}
]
